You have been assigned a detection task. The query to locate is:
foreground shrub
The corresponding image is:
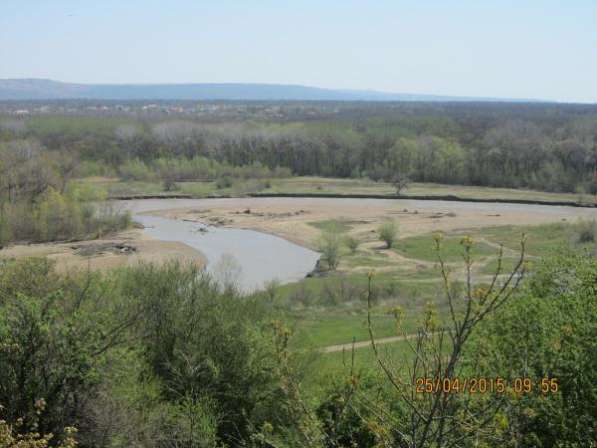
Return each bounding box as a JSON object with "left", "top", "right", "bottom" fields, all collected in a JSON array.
[
  {"left": 0, "top": 258, "right": 123, "bottom": 441},
  {"left": 0, "top": 415, "right": 77, "bottom": 448},
  {"left": 0, "top": 260, "right": 309, "bottom": 446},
  {"left": 468, "top": 252, "right": 597, "bottom": 447},
  {"left": 118, "top": 263, "right": 295, "bottom": 445}
]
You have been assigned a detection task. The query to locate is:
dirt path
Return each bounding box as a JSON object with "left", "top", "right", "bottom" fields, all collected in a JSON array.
[{"left": 321, "top": 333, "right": 419, "bottom": 353}]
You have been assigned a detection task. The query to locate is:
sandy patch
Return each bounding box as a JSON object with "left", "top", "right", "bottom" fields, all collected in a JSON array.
[
  {"left": 0, "top": 229, "right": 206, "bottom": 272},
  {"left": 139, "top": 197, "right": 597, "bottom": 250}
]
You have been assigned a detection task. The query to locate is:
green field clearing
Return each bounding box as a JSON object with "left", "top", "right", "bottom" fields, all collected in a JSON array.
[
  {"left": 302, "top": 339, "right": 414, "bottom": 395},
  {"left": 80, "top": 175, "right": 597, "bottom": 205},
  {"left": 480, "top": 222, "right": 596, "bottom": 256},
  {"left": 281, "top": 220, "right": 596, "bottom": 355},
  {"left": 393, "top": 233, "right": 496, "bottom": 262},
  {"left": 308, "top": 219, "right": 354, "bottom": 233},
  {"left": 265, "top": 177, "right": 597, "bottom": 204}
]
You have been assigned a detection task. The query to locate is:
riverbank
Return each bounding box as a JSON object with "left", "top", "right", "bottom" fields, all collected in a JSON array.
[
  {"left": 110, "top": 191, "right": 597, "bottom": 208},
  {"left": 138, "top": 197, "right": 597, "bottom": 250},
  {"left": 78, "top": 176, "right": 597, "bottom": 207},
  {"left": 0, "top": 228, "right": 207, "bottom": 272}
]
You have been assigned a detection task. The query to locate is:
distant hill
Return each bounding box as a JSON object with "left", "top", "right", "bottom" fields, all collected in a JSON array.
[{"left": 0, "top": 79, "right": 546, "bottom": 102}]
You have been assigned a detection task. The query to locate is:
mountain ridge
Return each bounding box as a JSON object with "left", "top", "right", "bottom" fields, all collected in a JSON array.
[{"left": 0, "top": 78, "right": 549, "bottom": 102}]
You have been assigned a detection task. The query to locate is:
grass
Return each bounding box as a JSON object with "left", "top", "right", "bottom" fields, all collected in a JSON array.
[
  {"left": 280, "top": 220, "right": 595, "bottom": 354},
  {"left": 277, "top": 273, "right": 440, "bottom": 304},
  {"left": 344, "top": 253, "right": 392, "bottom": 268},
  {"left": 481, "top": 221, "right": 596, "bottom": 257},
  {"left": 87, "top": 178, "right": 269, "bottom": 198},
  {"left": 308, "top": 219, "right": 353, "bottom": 233},
  {"left": 79, "top": 175, "right": 597, "bottom": 205},
  {"left": 264, "top": 177, "right": 597, "bottom": 205},
  {"left": 479, "top": 257, "right": 523, "bottom": 275},
  {"left": 406, "top": 182, "right": 597, "bottom": 204},
  {"left": 394, "top": 234, "right": 496, "bottom": 262},
  {"left": 291, "top": 312, "right": 399, "bottom": 348},
  {"left": 301, "top": 339, "right": 414, "bottom": 395},
  {"left": 277, "top": 273, "right": 448, "bottom": 351}
]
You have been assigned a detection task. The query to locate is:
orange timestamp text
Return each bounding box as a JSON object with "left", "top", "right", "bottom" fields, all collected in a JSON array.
[{"left": 415, "top": 377, "right": 559, "bottom": 394}]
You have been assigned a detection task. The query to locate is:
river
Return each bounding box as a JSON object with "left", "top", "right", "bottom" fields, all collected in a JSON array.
[
  {"left": 121, "top": 199, "right": 321, "bottom": 292},
  {"left": 120, "top": 197, "right": 597, "bottom": 292}
]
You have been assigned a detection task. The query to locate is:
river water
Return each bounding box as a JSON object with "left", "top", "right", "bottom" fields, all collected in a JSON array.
[
  {"left": 121, "top": 199, "right": 321, "bottom": 292},
  {"left": 119, "top": 197, "right": 597, "bottom": 292}
]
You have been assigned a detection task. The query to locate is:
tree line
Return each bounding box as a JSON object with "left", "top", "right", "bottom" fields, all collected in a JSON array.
[{"left": 1, "top": 101, "right": 596, "bottom": 194}]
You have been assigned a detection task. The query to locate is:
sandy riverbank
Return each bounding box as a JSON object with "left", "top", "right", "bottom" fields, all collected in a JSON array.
[
  {"left": 0, "top": 228, "right": 207, "bottom": 272},
  {"left": 140, "top": 197, "right": 597, "bottom": 250}
]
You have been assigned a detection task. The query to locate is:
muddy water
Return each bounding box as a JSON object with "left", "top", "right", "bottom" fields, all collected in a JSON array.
[
  {"left": 121, "top": 200, "right": 320, "bottom": 292},
  {"left": 119, "top": 197, "right": 597, "bottom": 291}
]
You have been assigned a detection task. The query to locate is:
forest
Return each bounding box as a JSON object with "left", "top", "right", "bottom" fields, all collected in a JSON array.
[{"left": 1, "top": 101, "right": 597, "bottom": 195}]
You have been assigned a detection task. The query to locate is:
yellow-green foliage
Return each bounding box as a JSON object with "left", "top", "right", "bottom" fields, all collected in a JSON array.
[
  {"left": 378, "top": 219, "right": 398, "bottom": 248},
  {"left": 0, "top": 188, "right": 130, "bottom": 244},
  {"left": 0, "top": 415, "right": 77, "bottom": 448},
  {"left": 34, "top": 189, "right": 82, "bottom": 241},
  {"left": 118, "top": 156, "right": 290, "bottom": 183}
]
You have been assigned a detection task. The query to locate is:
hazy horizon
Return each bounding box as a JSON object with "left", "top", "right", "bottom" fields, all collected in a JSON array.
[{"left": 1, "top": 0, "right": 596, "bottom": 103}]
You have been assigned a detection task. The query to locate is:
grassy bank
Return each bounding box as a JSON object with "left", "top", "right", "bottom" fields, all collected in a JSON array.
[{"left": 79, "top": 176, "right": 597, "bottom": 205}]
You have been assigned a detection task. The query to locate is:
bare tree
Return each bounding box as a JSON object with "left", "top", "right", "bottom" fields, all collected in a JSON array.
[
  {"left": 212, "top": 253, "right": 242, "bottom": 292},
  {"left": 363, "top": 233, "right": 527, "bottom": 447},
  {"left": 393, "top": 173, "right": 410, "bottom": 195},
  {"left": 0, "top": 140, "right": 58, "bottom": 203}
]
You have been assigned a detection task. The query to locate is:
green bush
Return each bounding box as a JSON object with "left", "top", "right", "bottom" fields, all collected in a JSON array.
[
  {"left": 215, "top": 175, "right": 233, "bottom": 189},
  {"left": 114, "top": 262, "right": 298, "bottom": 445},
  {"left": 344, "top": 235, "right": 360, "bottom": 254},
  {"left": 575, "top": 218, "right": 596, "bottom": 243},
  {"left": 378, "top": 219, "right": 398, "bottom": 248},
  {"left": 0, "top": 260, "right": 309, "bottom": 446},
  {"left": 318, "top": 230, "right": 341, "bottom": 270},
  {"left": 118, "top": 158, "right": 155, "bottom": 181},
  {"left": 0, "top": 259, "right": 115, "bottom": 439}
]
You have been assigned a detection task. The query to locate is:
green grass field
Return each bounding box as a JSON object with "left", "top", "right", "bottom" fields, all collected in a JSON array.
[
  {"left": 80, "top": 175, "right": 597, "bottom": 205},
  {"left": 393, "top": 233, "right": 496, "bottom": 262},
  {"left": 279, "top": 218, "right": 596, "bottom": 389},
  {"left": 301, "top": 338, "right": 415, "bottom": 396}
]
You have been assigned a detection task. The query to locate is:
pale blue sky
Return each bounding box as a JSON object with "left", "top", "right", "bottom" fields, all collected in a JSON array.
[{"left": 1, "top": 0, "right": 596, "bottom": 102}]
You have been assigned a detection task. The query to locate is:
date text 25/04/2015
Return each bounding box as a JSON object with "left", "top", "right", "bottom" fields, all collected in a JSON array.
[{"left": 415, "top": 377, "right": 559, "bottom": 394}]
